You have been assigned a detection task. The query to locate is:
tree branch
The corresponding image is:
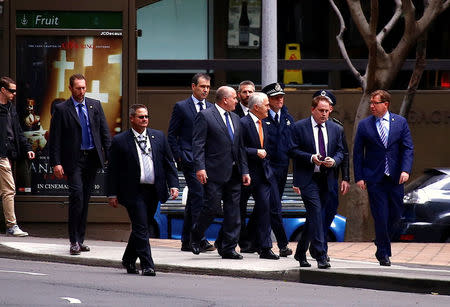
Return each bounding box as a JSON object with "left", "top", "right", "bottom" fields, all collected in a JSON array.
[
  {"left": 377, "top": 0, "right": 402, "bottom": 42},
  {"left": 346, "top": 0, "right": 373, "bottom": 47},
  {"left": 329, "top": 0, "right": 364, "bottom": 86},
  {"left": 365, "top": 0, "right": 379, "bottom": 89}
]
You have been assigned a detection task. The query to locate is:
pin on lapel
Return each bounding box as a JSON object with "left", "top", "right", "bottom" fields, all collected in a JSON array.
[
  {"left": 89, "top": 105, "right": 93, "bottom": 109},
  {"left": 266, "top": 121, "right": 271, "bottom": 125},
  {"left": 151, "top": 135, "right": 155, "bottom": 139},
  {"left": 391, "top": 117, "right": 395, "bottom": 121}
]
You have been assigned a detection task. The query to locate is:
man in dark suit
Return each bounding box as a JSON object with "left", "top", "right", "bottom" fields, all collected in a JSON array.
[
  {"left": 234, "top": 80, "right": 255, "bottom": 118},
  {"left": 167, "top": 73, "right": 214, "bottom": 252},
  {"left": 290, "top": 95, "right": 344, "bottom": 269},
  {"left": 240, "top": 92, "right": 279, "bottom": 259},
  {"left": 190, "top": 86, "right": 251, "bottom": 259},
  {"left": 354, "top": 90, "right": 414, "bottom": 266},
  {"left": 107, "top": 104, "right": 179, "bottom": 276},
  {"left": 256, "top": 82, "right": 293, "bottom": 257},
  {"left": 49, "top": 74, "right": 111, "bottom": 255}
]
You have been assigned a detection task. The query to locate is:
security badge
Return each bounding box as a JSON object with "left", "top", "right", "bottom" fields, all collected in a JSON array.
[{"left": 320, "top": 90, "right": 327, "bottom": 97}]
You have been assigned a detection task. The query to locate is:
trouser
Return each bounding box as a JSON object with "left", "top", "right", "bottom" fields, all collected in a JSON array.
[
  {"left": 123, "top": 184, "right": 158, "bottom": 269},
  {"left": 181, "top": 165, "right": 204, "bottom": 243},
  {"left": 0, "top": 157, "right": 17, "bottom": 228},
  {"left": 66, "top": 150, "right": 98, "bottom": 244}
]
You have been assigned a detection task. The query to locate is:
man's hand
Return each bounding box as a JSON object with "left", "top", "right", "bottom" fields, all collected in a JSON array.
[
  {"left": 108, "top": 197, "right": 118, "bottom": 208},
  {"left": 312, "top": 154, "right": 323, "bottom": 166},
  {"left": 242, "top": 174, "right": 251, "bottom": 186},
  {"left": 322, "top": 157, "right": 335, "bottom": 168},
  {"left": 399, "top": 172, "right": 410, "bottom": 184},
  {"left": 53, "top": 165, "right": 64, "bottom": 179},
  {"left": 196, "top": 169, "right": 207, "bottom": 184},
  {"left": 340, "top": 180, "right": 350, "bottom": 195},
  {"left": 356, "top": 180, "right": 366, "bottom": 190},
  {"left": 170, "top": 188, "right": 179, "bottom": 199},
  {"left": 27, "top": 151, "right": 35, "bottom": 160},
  {"left": 256, "top": 149, "right": 267, "bottom": 159},
  {"left": 293, "top": 186, "right": 301, "bottom": 195}
]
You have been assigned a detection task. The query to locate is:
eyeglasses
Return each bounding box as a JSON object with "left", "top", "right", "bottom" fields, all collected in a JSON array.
[
  {"left": 370, "top": 100, "right": 385, "bottom": 105},
  {"left": 3, "top": 87, "right": 16, "bottom": 94},
  {"left": 137, "top": 115, "right": 149, "bottom": 119}
]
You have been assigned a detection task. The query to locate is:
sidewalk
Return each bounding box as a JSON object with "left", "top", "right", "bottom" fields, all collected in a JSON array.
[{"left": 0, "top": 235, "right": 449, "bottom": 295}]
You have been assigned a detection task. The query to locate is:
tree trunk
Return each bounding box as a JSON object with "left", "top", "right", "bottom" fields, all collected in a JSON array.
[{"left": 400, "top": 33, "right": 428, "bottom": 118}]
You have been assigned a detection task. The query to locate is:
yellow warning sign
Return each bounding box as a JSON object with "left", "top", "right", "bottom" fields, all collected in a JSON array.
[{"left": 283, "top": 43, "right": 303, "bottom": 84}]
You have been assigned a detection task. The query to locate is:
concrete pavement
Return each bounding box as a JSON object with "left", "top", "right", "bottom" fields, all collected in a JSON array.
[{"left": 0, "top": 235, "right": 449, "bottom": 295}]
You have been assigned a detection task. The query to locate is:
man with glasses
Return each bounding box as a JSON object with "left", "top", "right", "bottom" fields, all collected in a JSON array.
[
  {"left": 49, "top": 74, "right": 111, "bottom": 255},
  {"left": 354, "top": 90, "right": 414, "bottom": 266},
  {"left": 0, "top": 76, "right": 35, "bottom": 236}
]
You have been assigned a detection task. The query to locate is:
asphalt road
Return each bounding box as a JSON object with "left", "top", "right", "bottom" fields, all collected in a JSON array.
[{"left": 0, "top": 258, "right": 449, "bottom": 306}]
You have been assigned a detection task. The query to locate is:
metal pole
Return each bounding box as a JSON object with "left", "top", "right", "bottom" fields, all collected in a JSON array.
[{"left": 261, "top": 0, "right": 277, "bottom": 87}]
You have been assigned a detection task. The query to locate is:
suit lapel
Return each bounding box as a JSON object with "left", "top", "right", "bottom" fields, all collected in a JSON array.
[
  {"left": 187, "top": 97, "right": 197, "bottom": 119},
  {"left": 212, "top": 107, "right": 232, "bottom": 143},
  {"left": 370, "top": 116, "right": 385, "bottom": 147},
  {"left": 66, "top": 99, "right": 81, "bottom": 126},
  {"left": 231, "top": 113, "right": 240, "bottom": 144},
  {"left": 147, "top": 128, "right": 158, "bottom": 161},
  {"left": 246, "top": 114, "right": 260, "bottom": 148},
  {"left": 85, "top": 98, "right": 95, "bottom": 132},
  {"left": 127, "top": 129, "right": 140, "bottom": 166},
  {"left": 307, "top": 118, "right": 316, "bottom": 152}
]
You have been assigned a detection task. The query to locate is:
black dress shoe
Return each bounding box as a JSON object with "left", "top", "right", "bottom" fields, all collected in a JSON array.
[
  {"left": 214, "top": 241, "right": 222, "bottom": 255},
  {"left": 79, "top": 243, "right": 90, "bottom": 252},
  {"left": 379, "top": 256, "right": 391, "bottom": 266},
  {"left": 260, "top": 249, "right": 280, "bottom": 260},
  {"left": 70, "top": 243, "right": 80, "bottom": 255},
  {"left": 221, "top": 250, "right": 243, "bottom": 259},
  {"left": 240, "top": 246, "right": 259, "bottom": 254},
  {"left": 279, "top": 246, "right": 293, "bottom": 257},
  {"left": 190, "top": 241, "right": 201, "bottom": 255},
  {"left": 181, "top": 242, "right": 191, "bottom": 252},
  {"left": 200, "top": 240, "right": 215, "bottom": 252},
  {"left": 142, "top": 267, "right": 156, "bottom": 276},
  {"left": 122, "top": 261, "right": 139, "bottom": 274},
  {"left": 294, "top": 254, "right": 311, "bottom": 267},
  {"left": 317, "top": 259, "right": 331, "bottom": 269}
]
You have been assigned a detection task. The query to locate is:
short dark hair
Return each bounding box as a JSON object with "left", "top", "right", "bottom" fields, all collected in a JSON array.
[
  {"left": 312, "top": 96, "right": 331, "bottom": 108},
  {"left": 0, "top": 76, "right": 15, "bottom": 90},
  {"left": 69, "top": 74, "right": 86, "bottom": 87},
  {"left": 129, "top": 104, "right": 148, "bottom": 117},
  {"left": 238, "top": 80, "right": 255, "bottom": 92},
  {"left": 192, "top": 73, "right": 211, "bottom": 85},
  {"left": 370, "top": 89, "right": 391, "bottom": 103}
]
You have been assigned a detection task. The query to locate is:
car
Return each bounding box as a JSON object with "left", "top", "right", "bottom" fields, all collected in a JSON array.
[
  {"left": 150, "top": 174, "right": 347, "bottom": 243},
  {"left": 396, "top": 168, "right": 450, "bottom": 243}
]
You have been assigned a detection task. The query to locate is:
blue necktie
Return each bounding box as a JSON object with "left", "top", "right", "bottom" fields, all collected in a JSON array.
[
  {"left": 224, "top": 112, "right": 234, "bottom": 141},
  {"left": 77, "top": 104, "right": 90, "bottom": 149},
  {"left": 378, "top": 118, "right": 390, "bottom": 175},
  {"left": 198, "top": 102, "right": 204, "bottom": 111}
]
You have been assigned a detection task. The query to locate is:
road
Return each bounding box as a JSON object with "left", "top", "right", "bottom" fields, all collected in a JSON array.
[{"left": 0, "top": 258, "right": 449, "bottom": 306}]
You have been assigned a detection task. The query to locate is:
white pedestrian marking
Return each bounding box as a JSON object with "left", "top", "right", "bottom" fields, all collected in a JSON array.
[
  {"left": 0, "top": 269, "right": 47, "bottom": 276},
  {"left": 60, "top": 297, "right": 82, "bottom": 304}
]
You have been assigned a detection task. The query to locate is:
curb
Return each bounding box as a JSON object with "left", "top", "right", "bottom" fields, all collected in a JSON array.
[{"left": 1, "top": 244, "right": 449, "bottom": 295}]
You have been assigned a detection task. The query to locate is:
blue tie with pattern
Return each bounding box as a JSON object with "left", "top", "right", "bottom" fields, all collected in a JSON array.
[
  {"left": 77, "top": 104, "right": 90, "bottom": 149},
  {"left": 225, "top": 112, "right": 234, "bottom": 141},
  {"left": 378, "top": 118, "right": 390, "bottom": 175}
]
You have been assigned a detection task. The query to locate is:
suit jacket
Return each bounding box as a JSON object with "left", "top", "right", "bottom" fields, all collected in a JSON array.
[
  {"left": 167, "top": 97, "right": 213, "bottom": 168},
  {"left": 233, "top": 103, "right": 246, "bottom": 118},
  {"left": 240, "top": 114, "right": 273, "bottom": 185},
  {"left": 290, "top": 117, "right": 344, "bottom": 189},
  {"left": 192, "top": 106, "right": 248, "bottom": 184},
  {"left": 264, "top": 106, "right": 295, "bottom": 167},
  {"left": 107, "top": 128, "right": 179, "bottom": 206},
  {"left": 49, "top": 97, "right": 111, "bottom": 173},
  {"left": 353, "top": 113, "right": 414, "bottom": 184},
  {"left": 330, "top": 117, "right": 350, "bottom": 182}
]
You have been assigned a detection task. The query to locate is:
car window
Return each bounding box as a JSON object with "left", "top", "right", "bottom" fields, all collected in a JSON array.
[{"left": 405, "top": 170, "right": 447, "bottom": 193}]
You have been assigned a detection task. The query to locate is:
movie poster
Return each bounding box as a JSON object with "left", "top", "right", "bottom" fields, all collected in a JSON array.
[{"left": 15, "top": 36, "right": 122, "bottom": 195}]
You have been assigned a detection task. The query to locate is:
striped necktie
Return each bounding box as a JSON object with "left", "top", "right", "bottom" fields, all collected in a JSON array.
[{"left": 378, "top": 118, "right": 390, "bottom": 175}]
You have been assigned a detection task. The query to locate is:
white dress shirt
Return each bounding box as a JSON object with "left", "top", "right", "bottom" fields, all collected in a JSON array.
[
  {"left": 132, "top": 128, "right": 155, "bottom": 184},
  {"left": 215, "top": 104, "right": 234, "bottom": 133},
  {"left": 192, "top": 95, "right": 206, "bottom": 113},
  {"left": 310, "top": 116, "right": 328, "bottom": 172}
]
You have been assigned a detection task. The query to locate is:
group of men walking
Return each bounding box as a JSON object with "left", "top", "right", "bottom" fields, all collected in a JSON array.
[{"left": 0, "top": 72, "right": 413, "bottom": 277}]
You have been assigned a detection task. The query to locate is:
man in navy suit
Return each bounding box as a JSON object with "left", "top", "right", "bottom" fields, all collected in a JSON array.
[
  {"left": 49, "top": 74, "right": 111, "bottom": 255},
  {"left": 167, "top": 73, "right": 214, "bottom": 252},
  {"left": 354, "top": 90, "right": 414, "bottom": 266},
  {"left": 234, "top": 80, "right": 255, "bottom": 118},
  {"left": 240, "top": 92, "right": 279, "bottom": 259},
  {"left": 107, "top": 104, "right": 179, "bottom": 276},
  {"left": 290, "top": 95, "right": 344, "bottom": 269},
  {"left": 190, "top": 86, "right": 251, "bottom": 259}
]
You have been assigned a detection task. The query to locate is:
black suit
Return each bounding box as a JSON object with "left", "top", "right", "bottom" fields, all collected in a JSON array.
[
  {"left": 167, "top": 97, "right": 212, "bottom": 244},
  {"left": 49, "top": 97, "right": 110, "bottom": 245},
  {"left": 191, "top": 106, "right": 248, "bottom": 254},
  {"left": 239, "top": 114, "right": 273, "bottom": 249},
  {"left": 290, "top": 117, "right": 344, "bottom": 261},
  {"left": 107, "top": 128, "right": 179, "bottom": 269},
  {"left": 233, "top": 103, "right": 247, "bottom": 118}
]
